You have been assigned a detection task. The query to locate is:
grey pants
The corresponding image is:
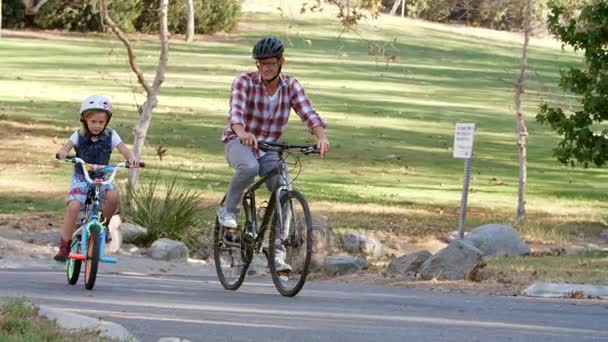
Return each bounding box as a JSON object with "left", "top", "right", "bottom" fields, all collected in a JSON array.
[
  {"left": 223, "top": 139, "right": 290, "bottom": 260},
  {"left": 222, "top": 139, "right": 285, "bottom": 214}
]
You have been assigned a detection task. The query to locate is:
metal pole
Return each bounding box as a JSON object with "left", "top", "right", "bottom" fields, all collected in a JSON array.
[
  {"left": 458, "top": 158, "right": 472, "bottom": 238},
  {"left": 401, "top": 0, "right": 405, "bottom": 17}
]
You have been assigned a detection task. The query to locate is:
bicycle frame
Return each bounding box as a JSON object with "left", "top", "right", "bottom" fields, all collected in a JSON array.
[
  {"left": 67, "top": 158, "right": 127, "bottom": 264},
  {"left": 241, "top": 151, "right": 293, "bottom": 253}
]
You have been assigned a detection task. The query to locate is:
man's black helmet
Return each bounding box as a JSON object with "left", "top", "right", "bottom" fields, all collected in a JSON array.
[{"left": 252, "top": 36, "right": 284, "bottom": 60}]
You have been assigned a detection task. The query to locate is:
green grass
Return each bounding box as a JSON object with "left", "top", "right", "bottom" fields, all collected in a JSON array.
[
  {"left": 0, "top": 8, "right": 605, "bottom": 240},
  {"left": 0, "top": 297, "right": 114, "bottom": 341}
]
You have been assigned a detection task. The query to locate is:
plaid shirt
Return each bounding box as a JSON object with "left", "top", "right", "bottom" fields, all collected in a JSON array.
[{"left": 221, "top": 71, "right": 326, "bottom": 147}]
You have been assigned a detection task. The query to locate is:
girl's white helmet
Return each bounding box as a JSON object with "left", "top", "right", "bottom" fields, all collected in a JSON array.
[{"left": 80, "top": 95, "right": 113, "bottom": 117}]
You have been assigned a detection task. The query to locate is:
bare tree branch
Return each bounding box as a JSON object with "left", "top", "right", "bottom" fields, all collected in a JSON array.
[
  {"left": 32, "top": 0, "right": 48, "bottom": 13},
  {"left": 100, "top": 0, "right": 152, "bottom": 96},
  {"left": 100, "top": 0, "right": 170, "bottom": 191}
]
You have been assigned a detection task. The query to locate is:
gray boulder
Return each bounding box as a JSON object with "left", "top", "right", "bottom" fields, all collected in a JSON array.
[
  {"left": 119, "top": 223, "right": 148, "bottom": 244},
  {"left": 464, "top": 224, "right": 529, "bottom": 256},
  {"left": 341, "top": 231, "right": 384, "bottom": 259},
  {"left": 418, "top": 240, "right": 485, "bottom": 280},
  {"left": 323, "top": 255, "right": 368, "bottom": 276},
  {"left": 387, "top": 250, "right": 432, "bottom": 275},
  {"left": 310, "top": 215, "right": 339, "bottom": 270},
  {"left": 106, "top": 215, "right": 123, "bottom": 253},
  {"left": 149, "top": 238, "right": 189, "bottom": 261}
]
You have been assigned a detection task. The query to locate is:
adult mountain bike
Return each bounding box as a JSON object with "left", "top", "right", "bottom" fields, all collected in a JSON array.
[{"left": 214, "top": 141, "right": 317, "bottom": 297}]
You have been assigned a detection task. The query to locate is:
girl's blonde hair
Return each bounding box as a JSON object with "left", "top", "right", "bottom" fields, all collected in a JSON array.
[{"left": 80, "top": 110, "right": 111, "bottom": 136}]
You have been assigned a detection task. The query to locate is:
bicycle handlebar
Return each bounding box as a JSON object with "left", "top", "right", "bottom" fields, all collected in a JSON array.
[
  {"left": 55, "top": 154, "right": 145, "bottom": 185},
  {"left": 257, "top": 141, "right": 319, "bottom": 155}
]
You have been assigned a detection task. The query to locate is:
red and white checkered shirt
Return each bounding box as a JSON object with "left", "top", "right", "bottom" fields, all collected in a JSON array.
[{"left": 221, "top": 71, "right": 326, "bottom": 146}]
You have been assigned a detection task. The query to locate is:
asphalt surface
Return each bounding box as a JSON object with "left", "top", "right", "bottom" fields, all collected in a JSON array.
[{"left": 1, "top": 268, "right": 607, "bottom": 342}]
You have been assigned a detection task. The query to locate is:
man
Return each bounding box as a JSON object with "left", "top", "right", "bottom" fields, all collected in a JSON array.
[{"left": 218, "top": 36, "right": 329, "bottom": 272}]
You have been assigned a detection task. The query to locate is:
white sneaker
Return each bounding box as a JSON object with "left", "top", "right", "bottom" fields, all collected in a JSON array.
[
  {"left": 274, "top": 257, "right": 292, "bottom": 272},
  {"left": 217, "top": 207, "right": 237, "bottom": 228}
]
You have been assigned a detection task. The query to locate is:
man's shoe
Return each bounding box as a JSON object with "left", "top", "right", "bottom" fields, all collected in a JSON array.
[
  {"left": 53, "top": 238, "right": 71, "bottom": 262},
  {"left": 274, "top": 257, "right": 292, "bottom": 273},
  {"left": 217, "top": 207, "right": 237, "bottom": 228}
]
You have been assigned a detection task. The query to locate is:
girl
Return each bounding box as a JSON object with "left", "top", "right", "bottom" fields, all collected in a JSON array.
[{"left": 54, "top": 95, "right": 139, "bottom": 261}]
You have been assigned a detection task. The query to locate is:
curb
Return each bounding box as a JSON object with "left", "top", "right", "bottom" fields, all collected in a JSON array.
[
  {"left": 522, "top": 282, "right": 608, "bottom": 299},
  {"left": 38, "top": 305, "right": 139, "bottom": 342}
]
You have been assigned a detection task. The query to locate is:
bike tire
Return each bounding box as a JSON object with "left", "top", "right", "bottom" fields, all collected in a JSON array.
[
  {"left": 66, "top": 238, "right": 82, "bottom": 285},
  {"left": 84, "top": 224, "right": 101, "bottom": 290},
  {"left": 268, "top": 190, "right": 313, "bottom": 297}
]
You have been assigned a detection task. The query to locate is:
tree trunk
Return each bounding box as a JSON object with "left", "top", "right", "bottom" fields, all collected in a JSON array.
[
  {"left": 184, "top": 0, "right": 194, "bottom": 43},
  {"left": 21, "top": 0, "right": 48, "bottom": 15},
  {"left": 101, "top": 0, "right": 169, "bottom": 191},
  {"left": 514, "top": 0, "right": 531, "bottom": 224}
]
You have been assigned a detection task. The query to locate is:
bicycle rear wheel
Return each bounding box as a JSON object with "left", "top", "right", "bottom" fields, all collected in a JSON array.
[
  {"left": 66, "top": 238, "right": 82, "bottom": 285},
  {"left": 84, "top": 224, "right": 101, "bottom": 290},
  {"left": 213, "top": 201, "right": 251, "bottom": 290},
  {"left": 268, "top": 190, "right": 312, "bottom": 297}
]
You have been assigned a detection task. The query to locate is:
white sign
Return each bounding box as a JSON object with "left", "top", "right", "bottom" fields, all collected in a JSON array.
[{"left": 453, "top": 123, "right": 476, "bottom": 159}]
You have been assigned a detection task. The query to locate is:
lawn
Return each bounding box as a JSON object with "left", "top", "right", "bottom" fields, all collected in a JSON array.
[{"left": 0, "top": 5, "right": 603, "bottom": 242}]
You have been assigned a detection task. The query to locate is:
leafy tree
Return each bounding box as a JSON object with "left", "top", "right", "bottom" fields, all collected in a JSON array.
[{"left": 536, "top": 0, "right": 608, "bottom": 167}]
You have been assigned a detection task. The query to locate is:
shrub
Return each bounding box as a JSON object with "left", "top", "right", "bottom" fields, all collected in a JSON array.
[
  {"left": 135, "top": 0, "right": 241, "bottom": 34},
  {"left": 125, "top": 173, "right": 202, "bottom": 244},
  {"left": 34, "top": 0, "right": 141, "bottom": 32}
]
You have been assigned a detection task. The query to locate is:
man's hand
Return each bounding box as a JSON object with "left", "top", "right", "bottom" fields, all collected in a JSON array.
[
  {"left": 312, "top": 126, "right": 329, "bottom": 157},
  {"left": 316, "top": 136, "right": 330, "bottom": 157},
  {"left": 238, "top": 132, "right": 258, "bottom": 150}
]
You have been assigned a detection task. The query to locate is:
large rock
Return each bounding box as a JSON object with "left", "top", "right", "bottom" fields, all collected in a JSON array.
[
  {"left": 464, "top": 224, "right": 529, "bottom": 256},
  {"left": 310, "top": 215, "right": 339, "bottom": 270},
  {"left": 418, "top": 240, "right": 485, "bottom": 280},
  {"left": 341, "top": 231, "right": 384, "bottom": 259},
  {"left": 149, "top": 238, "right": 189, "bottom": 261},
  {"left": 106, "top": 215, "right": 123, "bottom": 253},
  {"left": 387, "top": 250, "right": 432, "bottom": 275},
  {"left": 322, "top": 255, "right": 368, "bottom": 276},
  {"left": 119, "top": 223, "right": 148, "bottom": 244},
  {"left": 281, "top": 215, "right": 339, "bottom": 272}
]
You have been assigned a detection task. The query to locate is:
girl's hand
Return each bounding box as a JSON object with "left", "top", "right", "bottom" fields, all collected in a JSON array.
[
  {"left": 128, "top": 158, "right": 140, "bottom": 168},
  {"left": 56, "top": 151, "right": 69, "bottom": 160}
]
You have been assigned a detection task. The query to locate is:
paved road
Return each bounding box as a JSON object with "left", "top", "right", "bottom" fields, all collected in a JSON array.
[{"left": 1, "top": 269, "right": 607, "bottom": 342}]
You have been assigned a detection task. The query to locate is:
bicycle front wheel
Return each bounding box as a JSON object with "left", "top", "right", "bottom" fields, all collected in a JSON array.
[
  {"left": 268, "top": 190, "right": 313, "bottom": 297},
  {"left": 84, "top": 224, "right": 101, "bottom": 290},
  {"left": 213, "top": 200, "right": 251, "bottom": 290},
  {"left": 66, "top": 238, "right": 82, "bottom": 285}
]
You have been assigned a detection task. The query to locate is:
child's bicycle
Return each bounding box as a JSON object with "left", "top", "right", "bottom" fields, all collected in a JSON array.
[
  {"left": 214, "top": 141, "right": 318, "bottom": 297},
  {"left": 57, "top": 155, "right": 144, "bottom": 290}
]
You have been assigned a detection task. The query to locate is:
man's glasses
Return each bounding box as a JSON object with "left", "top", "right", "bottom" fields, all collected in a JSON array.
[{"left": 256, "top": 60, "right": 279, "bottom": 68}]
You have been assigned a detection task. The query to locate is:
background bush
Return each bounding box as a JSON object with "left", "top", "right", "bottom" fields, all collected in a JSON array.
[
  {"left": 1, "top": 0, "right": 240, "bottom": 34},
  {"left": 124, "top": 173, "right": 213, "bottom": 259},
  {"left": 379, "top": 0, "right": 592, "bottom": 31},
  {"left": 125, "top": 173, "right": 201, "bottom": 244},
  {"left": 135, "top": 0, "right": 240, "bottom": 34}
]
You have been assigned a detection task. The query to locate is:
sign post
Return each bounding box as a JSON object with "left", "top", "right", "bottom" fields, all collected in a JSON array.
[{"left": 453, "top": 123, "right": 476, "bottom": 239}]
